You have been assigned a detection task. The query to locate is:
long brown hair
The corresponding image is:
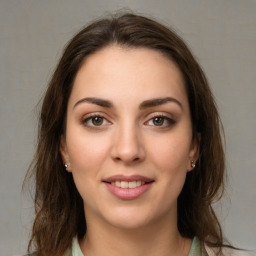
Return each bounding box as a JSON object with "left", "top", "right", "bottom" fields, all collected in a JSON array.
[{"left": 25, "top": 12, "right": 227, "bottom": 256}]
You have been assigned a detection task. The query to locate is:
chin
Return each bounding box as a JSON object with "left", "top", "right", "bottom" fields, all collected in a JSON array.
[
  {"left": 106, "top": 215, "right": 152, "bottom": 230},
  {"left": 99, "top": 205, "right": 167, "bottom": 231}
]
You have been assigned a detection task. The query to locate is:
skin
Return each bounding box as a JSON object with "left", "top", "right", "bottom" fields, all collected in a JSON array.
[{"left": 60, "top": 45, "right": 199, "bottom": 256}]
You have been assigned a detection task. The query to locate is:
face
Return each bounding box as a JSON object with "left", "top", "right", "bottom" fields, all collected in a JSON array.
[{"left": 60, "top": 45, "right": 199, "bottom": 230}]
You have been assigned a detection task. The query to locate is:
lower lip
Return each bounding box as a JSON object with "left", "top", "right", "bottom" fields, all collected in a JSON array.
[{"left": 104, "top": 182, "right": 153, "bottom": 200}]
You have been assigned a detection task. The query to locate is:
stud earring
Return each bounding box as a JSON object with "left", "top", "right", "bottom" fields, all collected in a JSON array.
[
  {"left": 64, "top": 163, "right": 68, "bottom": 169},
  {"left": 191, "top": 160, "right": 196, "bottom": 169}
]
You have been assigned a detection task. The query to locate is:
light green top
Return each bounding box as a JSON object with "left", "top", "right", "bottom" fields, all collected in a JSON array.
[
  {"left": 71, "top": 237, "right": 84, "bottom": 256},
  {"left": 24, "top": 236, "right": 205, "bottom": 256},
  {"left": 70, "top": 236, "right": 205, "bottom": 256}
]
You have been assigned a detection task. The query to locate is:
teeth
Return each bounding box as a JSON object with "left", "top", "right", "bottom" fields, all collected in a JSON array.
[
  {"left": 111, "top": 180, "right": 146, "bottom": 188},
  {"left": 128, "top": 181, "right": 136, "bottom": 188},
  {"left": 121, "top": 181, "right": 128, "bottom": 188}
]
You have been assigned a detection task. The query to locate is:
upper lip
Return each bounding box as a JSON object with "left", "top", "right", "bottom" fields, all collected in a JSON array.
[{"left": 103, "top": 175, "right": 154, "bottom": 183}]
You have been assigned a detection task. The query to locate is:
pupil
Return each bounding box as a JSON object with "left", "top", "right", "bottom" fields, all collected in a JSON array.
[
  {"left": 153, "top": 117, "right": 164, "bottom": 126},
  {"left": 93, "top": 117, "right": 103, "bottom": 125}
]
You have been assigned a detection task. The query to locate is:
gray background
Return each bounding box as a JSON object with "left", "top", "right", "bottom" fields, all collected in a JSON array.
[{"left": 0, "top": 0, "right": 255, "bottom": 255}]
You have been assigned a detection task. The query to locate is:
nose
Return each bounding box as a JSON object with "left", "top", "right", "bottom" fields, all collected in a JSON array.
[{"left": 111, "top": 123, "right": 146, "bottom": 164}]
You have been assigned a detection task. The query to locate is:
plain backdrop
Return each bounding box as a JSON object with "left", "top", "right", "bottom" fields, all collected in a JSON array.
[{"left": 0, "top": 0, "right": 255, "bottom": 255}]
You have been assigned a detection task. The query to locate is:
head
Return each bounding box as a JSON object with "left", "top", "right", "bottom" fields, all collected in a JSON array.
[{"left": 27, "top": 13, "right": 225, "bottom": 255}]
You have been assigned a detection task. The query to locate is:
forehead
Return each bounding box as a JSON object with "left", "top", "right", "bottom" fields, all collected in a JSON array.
[{"left": 69, "top": 45, "right": 188, "bottom": 109}]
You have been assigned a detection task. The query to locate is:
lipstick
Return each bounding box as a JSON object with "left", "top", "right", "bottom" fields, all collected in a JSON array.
[{"left": 103, "top": 175, "right": 154, "bottom": 200}]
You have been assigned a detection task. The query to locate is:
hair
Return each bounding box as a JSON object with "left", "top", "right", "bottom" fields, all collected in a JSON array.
[{"left": 25, "top": 12, "right": 228, "bottom": 256}]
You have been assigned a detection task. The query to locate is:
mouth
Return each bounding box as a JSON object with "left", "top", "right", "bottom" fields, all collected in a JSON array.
[
  {"left": 103, "top": 174, "right": 154, "bottom": 187},
  {"left": 104, "top": 180, "right": 153, "bottom": 188},
  {"left": 103, "top": 175, "right": 154, "bottom": 200}
]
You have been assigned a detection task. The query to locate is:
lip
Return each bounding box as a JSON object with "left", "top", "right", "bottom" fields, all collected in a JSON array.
[
  {"left": 103, "top": 175, "right": 154, "bottom": 200},
  {"left": 103, "top": 174, "right": 153, "bottom": 183}
]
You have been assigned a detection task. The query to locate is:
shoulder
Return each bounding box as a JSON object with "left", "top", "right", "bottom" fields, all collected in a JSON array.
[
  {"left": 23, "top": 245, "right": 72, "bottom": 256},
  {"left": 205, "top": 244, "right": 256, "bottom": 256},
  {"left": 23, "top": 252, "right": 72, "bottom": 256}
]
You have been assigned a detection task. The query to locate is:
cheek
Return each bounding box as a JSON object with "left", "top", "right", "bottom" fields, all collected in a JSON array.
[
  {"left": 66, "top": 131, "right": 111, "bottom": 203},
  {"left": 148, "top": 133, "right": 191, "bottom": 173},
  {"left": 65, "top": 129, "right": 112, "bottom": 185},
  {"left": 149, "top": 135, "right": 191, "bottom": 200},
  {"left": 144, "top": 135, "right": 190, "bottom": 216}
]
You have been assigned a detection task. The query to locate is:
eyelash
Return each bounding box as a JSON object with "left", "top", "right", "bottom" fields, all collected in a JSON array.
[
  {"left": 81, "top": 114, "right": 110, "bottom": 128},
  {"left": 145, "top": 114, "right": 176, "bottom": 128},
  {"left": 81, "top": 114, "right": 176, "bottom": 129}
]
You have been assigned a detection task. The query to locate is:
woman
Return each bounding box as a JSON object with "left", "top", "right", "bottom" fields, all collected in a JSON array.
[{"left": 25, "top": 13, "right": 234, "bottom": 256}]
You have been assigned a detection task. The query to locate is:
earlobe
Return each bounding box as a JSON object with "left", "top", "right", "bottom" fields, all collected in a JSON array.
[
  {"left": 187, "top": 134, "right": 200, "bottom": 172},
  {"left": 60, "top": 135, "right": 71, "bottom": 172}
]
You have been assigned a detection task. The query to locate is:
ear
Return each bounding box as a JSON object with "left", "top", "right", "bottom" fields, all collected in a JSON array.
[
  {"left": 60, "top": 135, "right": 72, "bottom": 172},
  {"left": 187, "top": 133, "right": 200, "bottom": 172}
]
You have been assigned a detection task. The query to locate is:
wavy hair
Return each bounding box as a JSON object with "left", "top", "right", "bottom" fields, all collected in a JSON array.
[{"left": 25, "top": 12, "right": 227, "bottom": 256}]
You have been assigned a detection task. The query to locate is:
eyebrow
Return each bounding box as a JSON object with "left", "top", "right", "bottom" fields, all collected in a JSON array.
[
  {"left": 139, "top": 97, "right": 183, "bottom": 110},
  {"left": 73, "top": 97, "right": 183, "bottom": 110},
  {"left": 73, "top": 97, "right": 114, "bottom": 109}
]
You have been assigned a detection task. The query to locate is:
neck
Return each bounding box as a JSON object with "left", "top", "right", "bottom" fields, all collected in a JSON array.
[{"left": 80, "top": 211, "right": 192, "bottom": 256}]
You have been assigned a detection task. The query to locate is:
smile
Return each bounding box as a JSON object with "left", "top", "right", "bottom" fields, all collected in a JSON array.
[
  {"left": 110, "top": 180, "right": 145, "bottom": 188},
  {"left": 103, "top": 175, "right": 154, "bottom": 200}
]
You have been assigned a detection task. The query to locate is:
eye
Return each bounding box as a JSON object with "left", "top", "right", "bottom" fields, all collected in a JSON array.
[
  {"left": 152, "top": 116, "right": 165, "bottom": 126},
  {"left": 146, "top": 115, "right": 175, "bottom": 128},
  {"left": 81, "top": 115, "right": 110, "bottom": 128}
]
